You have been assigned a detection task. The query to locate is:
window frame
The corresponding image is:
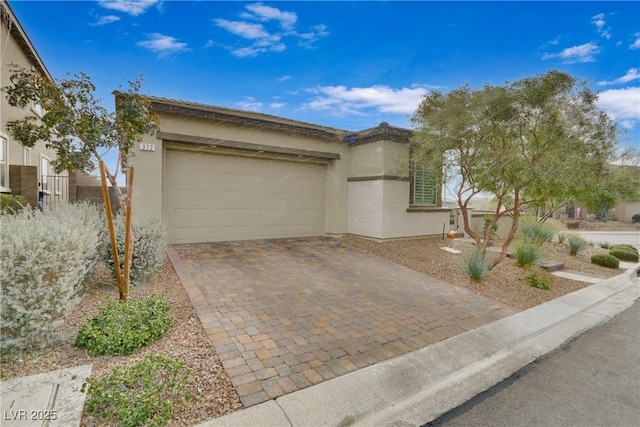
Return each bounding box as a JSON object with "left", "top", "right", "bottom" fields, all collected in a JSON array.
[
  {"left": 0, "top": 133, "right": 8, "bottom": 191},
  {"left": 409, "top": 161, "right": 438, "bottom": 207},
  {"left": 40, "top": 154, "right": 51, "bottom": 194}
]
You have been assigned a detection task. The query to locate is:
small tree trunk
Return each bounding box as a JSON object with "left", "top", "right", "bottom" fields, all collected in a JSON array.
[{"left": 99, "top": 161, "right": 124, "bottom": 300}]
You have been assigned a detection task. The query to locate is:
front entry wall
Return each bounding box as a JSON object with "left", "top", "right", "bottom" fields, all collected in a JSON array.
[{"left": 165, "top": 149, "right": 326, "bottom": 244}]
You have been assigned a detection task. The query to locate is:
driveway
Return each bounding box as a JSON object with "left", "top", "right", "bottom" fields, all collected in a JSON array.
[{"left": 167, "top": 238, "right": 516, "bottom": 407}]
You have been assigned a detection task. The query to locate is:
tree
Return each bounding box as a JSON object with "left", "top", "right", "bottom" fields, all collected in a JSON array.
[
  {"left": 3, "top": 66, "right": 158, "bottom": 298},
  {"left": 411, "top": 70, "right": 622, "bottom": 268}
]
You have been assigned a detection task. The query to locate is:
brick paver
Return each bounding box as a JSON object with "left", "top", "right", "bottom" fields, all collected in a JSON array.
[{"left": 167, "top": 238, "right": 516, "bottom": 407}]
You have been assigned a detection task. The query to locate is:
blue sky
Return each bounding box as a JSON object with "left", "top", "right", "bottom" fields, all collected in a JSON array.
[{"left": 8, "top": 0, "right": 640, "bottom": 148}]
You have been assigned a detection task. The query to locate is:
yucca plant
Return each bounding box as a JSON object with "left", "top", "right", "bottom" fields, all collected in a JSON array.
[
  {"left": 463, "top": 248, "right": 490, "bottom": 282},
  {"left": 566, "top": 235, "right": 589, "bottom": 256}
]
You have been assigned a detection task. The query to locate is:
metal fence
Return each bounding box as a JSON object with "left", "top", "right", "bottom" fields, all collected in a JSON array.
[{"left": 40, "top": 174, "right": 69, "bottom": 208}]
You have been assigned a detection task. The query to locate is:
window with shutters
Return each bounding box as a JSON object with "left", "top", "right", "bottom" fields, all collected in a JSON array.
[{"left": 410, "top": 161, "right": 437, "bottom": 206}]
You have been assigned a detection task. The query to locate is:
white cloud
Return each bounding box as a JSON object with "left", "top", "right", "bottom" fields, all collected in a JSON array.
[
  {"left": 243, "top": 2, "right": 297, "bottom": 31},
  {"left": 98, "top": 0, "right": 159, "bottom": 16},
  {"left": 213, "top": 3, "right": 328, "bottom": 57},
  {"left": 597, "top": 87, "right": 640, "bottom": 130},
  {"left": 89, "top": 15, "right": 120, "bottom": 26},
  {"left": 303, "top": 85, "right": 428, "bottom": 116},
  {"left": 542, "top": 42, "right": 600, "bottom": 63},
  {"left": 137, "top": 33, "right": 189, "bottom": 57},
  {"left": 237, "top": 97, "right": 263, "bottom": 111},
  {"left": 598, "top": 68, "right": 640, "bottom": 86},
  {"left": 277, "top": 75, "right": 292, "bottom": 82},
  {"left": 591, "top": 13, "right": 611, "bottom": 39},
  {"left": 270, "top": 102, "right": 286, "bottom": 109},
  {"left": 630, "top": 33, "right": 640, "bottom": 50}
]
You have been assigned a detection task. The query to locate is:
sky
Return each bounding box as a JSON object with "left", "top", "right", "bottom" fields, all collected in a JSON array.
[{"left": 6, "top": 0, "right": 640, "bottom": 149}]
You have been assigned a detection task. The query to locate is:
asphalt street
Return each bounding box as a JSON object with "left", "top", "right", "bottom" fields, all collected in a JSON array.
[{"left": 429, "top": 299, "right": 640, "bottom": 427}]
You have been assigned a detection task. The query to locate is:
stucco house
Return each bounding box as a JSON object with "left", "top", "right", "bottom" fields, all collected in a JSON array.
[
  {"left": 132, "top": 95, "right": 451, "bottom": 244},
  {"left": 1, "top": 0, "right": 66, "bottom": 208}
]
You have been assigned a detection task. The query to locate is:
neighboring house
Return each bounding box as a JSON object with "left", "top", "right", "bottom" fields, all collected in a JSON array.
[
  {"left": 132, "top": 95, "right": 451, "bottom": 244},
  {"left": 0, "top": 0, "right": 66, "bottom": 208}
]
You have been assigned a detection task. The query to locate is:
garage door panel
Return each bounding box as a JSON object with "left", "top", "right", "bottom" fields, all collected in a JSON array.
[{"left": 166, "top": 150, "right": 326, "bottom": 243}]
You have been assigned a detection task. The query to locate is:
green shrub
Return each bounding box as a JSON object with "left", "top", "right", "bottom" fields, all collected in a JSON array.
[
  {"left": 0, "top": 202, "right": 102, "bottom": 356},
  {"left": 516, "top": 218, "right": 555, "bottom": 245},
  {"left": 609, "top": 249, "right": 639, "bottom": 262},
  {"left": 556, "top": 232, "right": 568, "bottom": 244},
  {"left": 512, "top": 240, "right": 543, "bottom": 268},
  {"left": 103, "top": 215, "right": 167, "bottom": 286},
  {"left": 85, "top": 354, "right": 191, "bottom": 427},
  {"left": 75, "top": 295, "right": 173, "bottom": 356},
  {"left": 609, "top": 245, "right": 639, "bottom": 256},
  {"left": 524, "top": 271, "right": 551, "bottom": 290},
  {"left": 599, "top": 241, "right": 611, "bottom": 249},
  {"left": 591, "top": 254, "right": 620, "bottom": 269},
  {"left": 463, "top": 248, "right": 490, "bottom": 282},
  {"left": 566, "top": 235, "right": 589, "bottom": 256},
  {"left": 0, "top": 194, "right": 28, "bottom": 214}
]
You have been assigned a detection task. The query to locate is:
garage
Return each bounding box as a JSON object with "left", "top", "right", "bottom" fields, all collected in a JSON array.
[{"left": 165, "top": 148, "right": 326, "bottom": 244}]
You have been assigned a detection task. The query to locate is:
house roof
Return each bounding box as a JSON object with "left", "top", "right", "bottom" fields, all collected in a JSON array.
[
  {"left": 143, "top": 94, "right": 347, "bottom": 142},
  {"left": 118, "top": 92, "right": 415, "bottom": 144},
  {"left": 1, "top": 0, "right": 52, "bottom": 80}
]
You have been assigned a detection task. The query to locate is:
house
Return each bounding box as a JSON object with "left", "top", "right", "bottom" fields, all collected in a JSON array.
[
  {"left": 0, "top": 0, "right": 66, "bottom": 208},
  {"left": 131, "top": 95, "right": 451, "bottom": 244}
]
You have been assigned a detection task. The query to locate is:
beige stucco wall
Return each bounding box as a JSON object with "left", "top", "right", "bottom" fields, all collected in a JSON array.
[
  {"left": 132, "top": 113, "right": 349, "bottom": 235},
  {"left": 348, "top": 140, "right": 407, "bottom": 178},
  {"left": 614, "top": 201, "right": 640, "bottom": 222},
  {"left": 1, "top": 14, "right": 62, "bottom": 194}
]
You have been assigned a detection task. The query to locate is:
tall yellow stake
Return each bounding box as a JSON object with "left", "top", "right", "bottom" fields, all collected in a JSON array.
[{"left": 99, "top": 160, "right": 124, "bottom": 299}]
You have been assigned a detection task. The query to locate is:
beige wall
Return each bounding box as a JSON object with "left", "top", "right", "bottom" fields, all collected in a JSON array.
[
  {"left": 1, "top": 11, "right": 62, "bottom": 194},
  {"left": 614, "top": 201, "right": 640, "bottom": 222}
]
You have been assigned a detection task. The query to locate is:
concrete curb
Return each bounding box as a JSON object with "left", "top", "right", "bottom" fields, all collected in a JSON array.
[{"left": 199, "top": 264, "right": 639, "bottom": 427}]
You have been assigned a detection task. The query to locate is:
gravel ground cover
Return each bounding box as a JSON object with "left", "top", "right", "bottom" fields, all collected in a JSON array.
[{"left": 0, "top": 221, "right": 632, "bottom": 425}]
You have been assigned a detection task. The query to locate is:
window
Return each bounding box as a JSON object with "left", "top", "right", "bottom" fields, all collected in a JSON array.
[
  {"left": 24, "top": 147, "right": 31, "bottom": 165},
  {"left": 410, "top": 162, "right": 437, "bottom": 206},
  {"left": 31, "top": 101, "right": 43, "bottom": 118},
  {"left": 0, "top": 136, "right": 6, "bottom": 189},
  {"left": 40, "top": 156, "right": 50, "bottom": 193}
]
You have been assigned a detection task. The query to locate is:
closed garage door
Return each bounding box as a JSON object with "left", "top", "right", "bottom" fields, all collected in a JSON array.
[{"left": 165, "top": 149, "right": 326, "bottom": 244}]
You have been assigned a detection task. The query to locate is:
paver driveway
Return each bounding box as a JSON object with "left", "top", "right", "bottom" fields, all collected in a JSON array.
[{"left": 167, "top": 238, "right": 516, "bottom": 407}]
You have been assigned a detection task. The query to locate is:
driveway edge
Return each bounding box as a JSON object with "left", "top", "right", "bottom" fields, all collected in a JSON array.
[{"left": 198, "top": 265, "right": 639, "bottom": 427}]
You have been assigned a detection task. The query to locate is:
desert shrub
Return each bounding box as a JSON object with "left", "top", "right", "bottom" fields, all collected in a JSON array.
[
  {"left": 75, "top": 294, "right": 173, "bottom": 356},
  {"left": 524, "top": 271, "right": 551, "bottom": 290},
  {"left": 0, "top": 194, "right": 28, "bottom": 214},
  {"left": 609, "top": 248, "right": 639, "bottom": 262},
  {"left": 591, "top": 254, "right": 620, "bottom": 269},
  {"left": 512, "top": 240, "right": 543, "bottom": 268},
  {"left": 463, "top": 248, "right": 490, "bottom": 282},
  {"left": 556, "top": 232, "right": 569, "bottom": 244},
  {"left": 0, "top": 202, "right": 103, "bottom": 355},
  {"left": 103, "top": 215, "right": 167, "bottom": 286},
  {"left": 566, "top": 235, "right": 589, "bottom": 256},
  {"left": 609, "top": 245, "right": 639, "bottom": 256},
  {"left": 516, "top": 218, "right": 555, "bottom": 245},
  {"left": 599, "top": 241, "right": 611, "bottom": 249},
  {"left": 565, "top": 220, "right": 580, "bottom": 229},
  {"left": 85, "top": 354, "right": 191, "bottom": 427},
  {"left": 482, "top": 215, "right": 498, "bottom": 239}
]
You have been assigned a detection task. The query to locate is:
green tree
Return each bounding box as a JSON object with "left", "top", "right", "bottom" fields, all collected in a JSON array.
[
  {"left": 3, "top": 66, "right": 158, "bottom": 298},
  {"left": 411, "top": 70, "right": 622, "bottom": 268}
]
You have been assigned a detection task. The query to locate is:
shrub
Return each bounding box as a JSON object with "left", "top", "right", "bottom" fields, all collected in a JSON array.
[
  {"left": 463, "top": 248, "right": 490, "bottom": 282},
  {"left": 516, "top": 218, "right": 555, "bottom": 245},
  {"left": 85, "top": 354, "right": 191, "bottom": 427},
  {"left": 0, "top": 194, "right": 28, "bottom": 214},
  {"left": 524, "top": 271, "right": 551, "bottom": 290},
  {"left": 103, "top": 215, "right": 167, "bottom": 286},
  {"left": 591, "top": 254, "right": 620, "bottom": 269},
  {"left": 0, "top": 202, "right": 103, "bottom": 355},
  {"left": 609, "top": 249, "right": 639, "bottom": 262},
  {"left": 566, "top": 235, "right": 589, "bottom": 256},
  {"left": 75, "top": 294, "right": 173, "bottom": 356},
  {"left": 609, "top": 245, "right": 639, "bottom": 256},
  {"left": 599, "top": 241, "right": 611, "bottom": 249},
  {"left": 512, "top": 239, "right": 543, "bottom": 268},
  {"left": 482, "top": 215, "right": 498, "bottom": 240},
  {"left": 556, "top": 232, "right": 568, "bottom": 244},
  {"left": 565, "top": 220, "right": 580, "bottom": 229}
]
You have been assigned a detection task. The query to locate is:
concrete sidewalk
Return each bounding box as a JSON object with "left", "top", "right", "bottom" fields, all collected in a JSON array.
[{"left": 198, "top": 264, "right": 639, "bottom": 427}]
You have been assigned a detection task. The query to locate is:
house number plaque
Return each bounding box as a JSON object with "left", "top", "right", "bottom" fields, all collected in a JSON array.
[{"left": 140, "top": 143, "right": 156, "bottom": 152}]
